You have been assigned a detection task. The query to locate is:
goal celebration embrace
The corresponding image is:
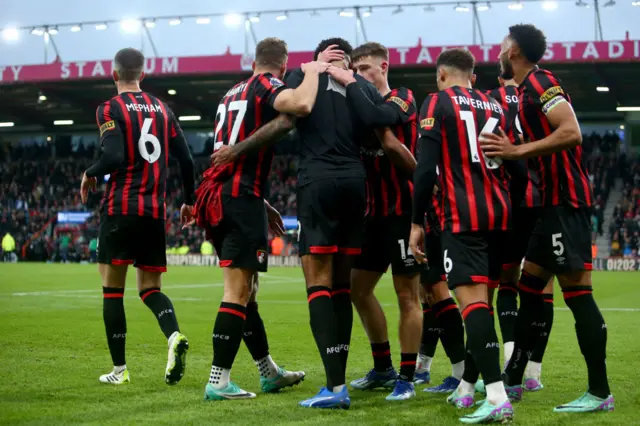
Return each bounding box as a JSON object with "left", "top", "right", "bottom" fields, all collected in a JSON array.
[{"left": 69, "top": 20, "right": 620, "bottom": 424}]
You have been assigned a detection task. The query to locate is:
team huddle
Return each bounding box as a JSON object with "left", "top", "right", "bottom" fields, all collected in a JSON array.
[{"left": 81, "top": 22, "right": 613, "bottom": 424}]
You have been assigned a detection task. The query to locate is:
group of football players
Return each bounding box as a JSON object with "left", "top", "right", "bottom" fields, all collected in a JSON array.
[{"left": 84, "top": 20, "right": 613, "bottom": 424}]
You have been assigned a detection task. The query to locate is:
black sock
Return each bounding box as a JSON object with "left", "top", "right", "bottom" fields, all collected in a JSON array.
[
  {"left": 504, "top": 271, "right": 546, "bottom": 386},
  {"left": 212, "top": 302, "right": 246, "bottom": 369},
  {"left": 462, "top": 302, "right": 501, "bottom": 385},
  {"left": 139, "top": 288, "right": 179, "bottom": 339},
  {"left": 307, "top": 286, "right": 344, "bottom": 388},
  {"left": 497, "top": 281, "right": 518, "bottom": 344},
  {"left": 420, "top": 303, "right": 439, "bottom": 357},
  {"left": 462, "top": 343, "right": 480, "bottom": 384},
  {"left": 243, "top": 302, "right": 270, "bottom": 361},
  {"left": 332, "top": 282, "right": 353, "bottom": 374},
  {"left": 371, "top": 341, "right": 393, "bottom": 372},
  {"left": 103, "top": 287, "right": 126, "bottom": 366},
  {"left": 433, "top": 298, "right": 466, "bottom": 364},
  {"left": 399, "top": 353, "right": 417, "bottom": 382},
  {"left": 530, "top": 294, "right": 554, "bottom": 363},
  {"left": 563, "top": 286, "right": 610, "bottom": 398}
]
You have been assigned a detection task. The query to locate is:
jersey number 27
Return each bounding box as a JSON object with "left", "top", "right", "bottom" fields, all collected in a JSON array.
[{"left": 214, "top": 100, "right": 248, "bottom": 150}]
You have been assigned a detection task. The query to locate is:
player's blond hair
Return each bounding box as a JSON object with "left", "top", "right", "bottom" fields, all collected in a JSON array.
[{"left": 255, "top": 38, "right": 288, "bottom": 68}]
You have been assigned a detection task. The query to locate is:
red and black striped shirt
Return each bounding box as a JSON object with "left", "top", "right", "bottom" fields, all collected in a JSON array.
[
  {"left": 363, "top": 87, "right": 418, "bottom": 217},
  {"left": 213, "top": 73, "right": 287, "bottom": 198},
  {"left": 95, "top": 92, "right": 186, "bottom": 219},
  {"left": 518, "top": 67, "right": 592, "bottom": 208},
  {"left": 487, "top": 85, "right": 542, "bottom": 208},
  {"left": 418, "top": 87, "right": 512, "bottom": 233}
]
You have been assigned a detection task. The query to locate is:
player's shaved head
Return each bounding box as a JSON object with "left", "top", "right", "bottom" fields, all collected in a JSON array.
[
  {"left": 113, "top": 48, "right": 145, "bottom": 83},
  {"left": 314, "top": 38, "right": 353, "bottom": 62},
  {"left": 436, "top": 48, "right": 475, "bottom": 76},
  {"left": 255, "top": 37, "right": 289, "bottom": 68},
  {"left": 352, "top": 42, "right": 389, "bottom": 63},
  {"left": 508, "top": 24, "right": 547, "bottom": 64}
]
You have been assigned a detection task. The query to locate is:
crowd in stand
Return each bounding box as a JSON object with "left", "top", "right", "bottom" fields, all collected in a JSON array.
[
  {"left": 1, "top": 130, "right": 637, "bottom": 262},
  {"left": 609, "top": 155, "right": 640, "bottom": 258}
]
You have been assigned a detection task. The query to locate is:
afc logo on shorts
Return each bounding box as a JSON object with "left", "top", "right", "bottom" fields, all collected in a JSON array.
[{"left": 257, "top": 250, "right": 266, "bottom": 264}]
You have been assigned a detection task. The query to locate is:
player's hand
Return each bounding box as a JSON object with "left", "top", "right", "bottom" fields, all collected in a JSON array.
[
  {"left": 80, "top": 172, "right": 97, "bottom": 204},
  {"left": 409, "top": 224, "right": 426, "bottom": 264},
  {"left": 211, "top": 145, "right": 237, "bottom": 167},
  {"left": 264, "top": 201, "right": 285, "bottom": 237},
  {"left": 479, "top": 128, "right": 522, "bottom": 160},
  {"left": 301, "top": 61, "right": 330, "bottom": 74},
  {"left": 326, "top": 65, "right": 357, "bottom": 86},
  {"left": 180, "top": 204, "right": 195, "bottom": 229},
  {"left": 317, "top": 44, "right": 346, "bottom": 63}
]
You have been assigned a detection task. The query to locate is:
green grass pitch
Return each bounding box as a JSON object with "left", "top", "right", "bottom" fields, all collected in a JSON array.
[{"left": 1, "top": 263, "right": 639, "bottom": 425}]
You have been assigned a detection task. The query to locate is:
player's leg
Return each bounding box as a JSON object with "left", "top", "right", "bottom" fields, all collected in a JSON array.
[
  {"left": 243, "top": 273, "right": 305, "bottom": 393},
  {"left": 205, "top": 195, "right": 268, "bottom": 401},
  {"left": 415, "top": 286, "right": 438, "bottom": 384},
  {"left": 332, "top": 254, "right": 354, "bottom": 376},
  {"left": 350, "top": 217, "right": 396, "bottom": 390},
  {"left": 552, "top": 207, "right": 612, "bottom": 413},
  {"left": 424, "top": 281, "right": 466, "bottom": 393},
  {"left": 502, "top": 210, "right": 554, "bottom": 396},
  {"left": 415, "top": 230, "right": 446, "bottom": 384},
  {"left": 497, "top": 264, "right": 520, "bottom": 366},
  {"left": 96, "top": 214, "right": 131, "bottom": 385},
  {"left": 350, "top": 268, "right": 397, "bottom": 389},
  {"left": 134, "top": 217, "right": 187, "bottom": 385},
  {"left": 524, "top": 277, "right": 554, "bottom": 391},
  {"left": 446, "top": 232, "right": 513, "bottom": 424},
  {"left": 385, "top": 217, "right": 422, "bottom": 401},
  {"left": 98, "top": 262, "right": 130, "bottom": 384}
]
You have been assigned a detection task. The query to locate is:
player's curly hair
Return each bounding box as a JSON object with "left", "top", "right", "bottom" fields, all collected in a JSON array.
[
  {"left": 436, "top": 48, "right": 475, "bottom": 73},
  {"left": 314, "top": 38, "right": 353, "bottom": 61},
  {"left": 508, "top": 24, "right": 547, "bottom": 64}
]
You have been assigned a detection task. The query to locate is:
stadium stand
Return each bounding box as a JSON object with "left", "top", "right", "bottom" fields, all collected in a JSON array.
[{"left": 1, "top": 130, "right": 635, "bottom": 263}]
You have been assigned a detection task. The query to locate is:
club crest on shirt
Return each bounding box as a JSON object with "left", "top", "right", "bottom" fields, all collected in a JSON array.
[
  {"left": 99, "top": 120, "right": 115, "bottom": 136},
  {"left": 388, "top": 96, "right": 409, "bottom": 112},
  {"left": 420, "top": 118, "right": 434, "bottom": 129},
  {"left": 257, "top": 250, "right": 266, "bottom": 264},
  {"left": 269, "top": 77, "right": 284, "bottom": 89}
]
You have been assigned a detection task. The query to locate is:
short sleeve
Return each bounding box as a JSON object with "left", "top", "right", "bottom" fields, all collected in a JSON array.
[
  {"left": 256, "top": 73, "right": 289, "bottom": 108},
  {"left": 95, "top": 100, "right": 122, "bottom": 145},
  {"left": 418, "top": 93, "right": 442, "bottom": 148},
  {"left": 526, "top": 70, "right": 568, "bottom": 116},
  {"left": 387, "top": 87, "right": 418, "bottom": 124}
]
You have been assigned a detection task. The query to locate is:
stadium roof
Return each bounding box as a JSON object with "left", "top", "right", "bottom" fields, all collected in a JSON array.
[{"left": 0, "top": 40, "right": 638, "bottom": 134}]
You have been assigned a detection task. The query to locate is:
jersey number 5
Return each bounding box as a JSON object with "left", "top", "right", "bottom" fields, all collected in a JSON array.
[
  {"left": 139, "top": 118, "right": 161, "bottom": 164},
  {"left": 214, "top": 100, "right": 248, "bottom": 150},
  {"left": 459, "top": 111, "right": 502, "bottom": 170}
]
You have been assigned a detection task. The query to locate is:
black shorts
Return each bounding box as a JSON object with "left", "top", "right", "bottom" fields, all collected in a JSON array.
[
  {"left": 421, "top": 230, "right": 446, "bottom": 287},
  {"left": 501, "top": 207, "right": 541, "bottom": 270},
  {"left": 297, "top": 177, "right": 366, "bottom": 256},
  {"left": 441, "top": 230, "right": 507, "bottom": 289},
  {"left": 97, "top": 214, "right": 167, "bottom": 272},
  {"left": 210, "top": 194, "right": 268, "bottom": 272},
  {"left": 353, "top": 215, "right": 421, "bottom": 276},
  {"left": 525, "top": 205, "right": 593, "bottom": 275}
]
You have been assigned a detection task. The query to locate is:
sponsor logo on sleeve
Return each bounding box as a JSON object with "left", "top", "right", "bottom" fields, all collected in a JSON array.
[
  {"left": 420, "top": 118, "right": 435, "bottom": 129},
  {"left": 388, "top": 96, "right": 409, "bottom": 112},
  {"left": 99, "top": 120, "right": 115, "bottom": 136},
  {"left": 541, "top": 96, "right": 567, "bottom": 115},
  {"left": 539, "top": 86, "right": 564, "bottom": 104},
  {"left": 269, "top": 77, "right": 284, "bottom": 89}
]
